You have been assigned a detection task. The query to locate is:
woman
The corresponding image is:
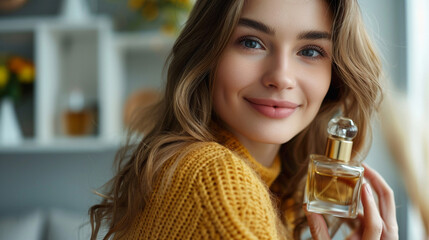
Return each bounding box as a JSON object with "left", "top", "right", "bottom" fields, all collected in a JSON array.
[{"left": 90, "top": 0, "right": 398, "bottom": 239}]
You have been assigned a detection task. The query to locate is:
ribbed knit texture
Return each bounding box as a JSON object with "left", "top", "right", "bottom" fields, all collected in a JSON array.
[{"left": 117, "top": 129, "right": 282, "bottom": 239}]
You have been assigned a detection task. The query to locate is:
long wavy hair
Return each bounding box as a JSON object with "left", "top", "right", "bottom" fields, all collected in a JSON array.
[{"left": 89, "top": 0, "right": 383, "bottom": 239}]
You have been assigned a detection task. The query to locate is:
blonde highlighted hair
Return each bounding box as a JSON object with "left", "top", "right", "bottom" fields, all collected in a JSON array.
[{"left": 89, "top": 0, "right": 383, "bottom": 239}]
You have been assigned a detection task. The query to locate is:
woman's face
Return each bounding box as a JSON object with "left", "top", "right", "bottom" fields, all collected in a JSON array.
[{"left": 213, "top": 0, "right": 333, "bottom": 147}]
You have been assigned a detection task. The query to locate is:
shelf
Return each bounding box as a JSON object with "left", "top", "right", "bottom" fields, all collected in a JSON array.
[
  {"left": 0, "top": 137, "right": 120, "bottom": 154},
  {"left": 0, "top": 2, "right": 178, "bottom": 152},
  {"left": 33, "top": 18, "right": 121, "bottom": 144},
  {"left": 0, "top": 30, "right": 36, "bottom": 139}
]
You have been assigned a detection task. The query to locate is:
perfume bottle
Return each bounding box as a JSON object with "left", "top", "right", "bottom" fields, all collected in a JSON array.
[
  {"left": 63, "top": 88, "right": 95, "bottom": 136},
  {"left": 304, "top": 116, "right": 364, "bottom": 218}
]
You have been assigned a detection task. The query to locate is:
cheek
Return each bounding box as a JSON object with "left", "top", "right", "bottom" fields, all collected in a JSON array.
[
  {"left": 213, "top": 53, "right": 237, "bottom": 112},
  {"left": 304, "top": 66, "right": 332, "bottom": 105},
  {"left": 214, "top": 53, "right": 256, "bottom": 97}
]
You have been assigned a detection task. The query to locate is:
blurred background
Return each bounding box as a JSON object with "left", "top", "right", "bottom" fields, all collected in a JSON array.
[{"left": 0, "top": 0, "right": 427, "bottom": 239}]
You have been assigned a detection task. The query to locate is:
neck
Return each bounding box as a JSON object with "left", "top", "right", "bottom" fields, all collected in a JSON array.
[{"left": 235, "top": 136, "right": 280, "bottom": 167}]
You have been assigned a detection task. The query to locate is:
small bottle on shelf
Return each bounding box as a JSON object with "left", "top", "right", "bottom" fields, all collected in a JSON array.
[
  {"left": 63, "top": 88, "right": 94, "bottom": 136},
  {"left": 304, "top": 116, "right": 364, "bottom": 218}
]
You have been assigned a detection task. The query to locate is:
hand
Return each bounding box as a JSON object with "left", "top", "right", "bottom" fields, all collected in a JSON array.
[{"left": 305, "top": 164, "right": 399, "bottom": 240}]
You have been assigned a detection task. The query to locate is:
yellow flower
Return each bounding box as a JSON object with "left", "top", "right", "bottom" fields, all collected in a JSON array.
[
  {"left": 128, "top": 0, "right": 145, "bottom": 10},
  {"left": 18, "top": 65, "right": 35, "bottom": 83},
  {"left": 0, "top": 66, "right": 9, "bottom": 89},
  {"left": 142, "top": 2, "right": 159, "bottom": 21}
]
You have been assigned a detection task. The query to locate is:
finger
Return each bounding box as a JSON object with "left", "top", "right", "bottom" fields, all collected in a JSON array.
[
  {"left": 346, "top": 223, "right": 362, "bottom": 240},
  {"left": 304, "top": 209, "right": 331, "bottom": 240},
  {"left": 345, "top": 213, "right": 362, "bottom": 230},
  {"left": 346, "top": 232, "right": 361, "bottom": 240},
  {"left": 346, "top": 214, "right": 363, "bottom": 240},
  {"left": 363, "top": 164, "right": 397, "bottom": 226},
  {"left": 361, "top": 182, "right": 383, "bottom": 240}
]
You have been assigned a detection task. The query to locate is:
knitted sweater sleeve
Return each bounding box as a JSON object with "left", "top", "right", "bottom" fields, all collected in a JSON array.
[{"left": 192, "top": 143, "right": 280, "bottom": 240}]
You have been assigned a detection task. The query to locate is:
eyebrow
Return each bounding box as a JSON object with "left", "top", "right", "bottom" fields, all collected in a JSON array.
[
  {"left": 298, "top": 31, "right": 332, "bottom": 40},
  {"left": 238, "top": 18, "right": 275, "bottom": 35},
  {"left": 238, "top": 18, "right": 332, "bottom": 41}
]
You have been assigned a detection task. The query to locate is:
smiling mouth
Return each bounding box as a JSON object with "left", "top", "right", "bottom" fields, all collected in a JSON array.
[{"left": 245, "top": 97, "right": 300, "bottom": 119}]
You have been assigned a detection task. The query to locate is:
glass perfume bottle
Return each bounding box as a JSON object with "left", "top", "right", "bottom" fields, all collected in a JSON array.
[
  {"left": 63, "top": 88, "right": 95, "bottom": 136},
  {"left": 304, "top": 116, "right": 364, "bottom": 218}
]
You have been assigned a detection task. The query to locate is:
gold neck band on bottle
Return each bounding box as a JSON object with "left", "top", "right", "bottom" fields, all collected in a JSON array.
[{"left": 324, "top": 136, "right": 353, "bottom": 162}]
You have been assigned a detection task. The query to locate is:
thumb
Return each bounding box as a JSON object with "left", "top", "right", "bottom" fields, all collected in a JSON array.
[{"left": 305, "top": 208, "right": 331, "bottom": 240}]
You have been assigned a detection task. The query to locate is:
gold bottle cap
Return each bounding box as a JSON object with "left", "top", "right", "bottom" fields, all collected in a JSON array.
[{"left": 324, "top": 117, "right": 357, "bottom": 162}]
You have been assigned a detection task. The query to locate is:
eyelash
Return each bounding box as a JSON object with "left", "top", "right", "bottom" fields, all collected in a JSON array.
[
  {"left": 237, "top": 36, "right": 265, "bottom": 50},
  {"left": 237, "top": 36, "right": 328, "bottom": 59},
  {"left": 299, "top": 45, "right": 327, "bottom": 59}
]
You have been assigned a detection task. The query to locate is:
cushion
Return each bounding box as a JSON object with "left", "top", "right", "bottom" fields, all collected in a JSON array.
[{"left": 46, "top": 209, "right": 92, "bottom": 240}]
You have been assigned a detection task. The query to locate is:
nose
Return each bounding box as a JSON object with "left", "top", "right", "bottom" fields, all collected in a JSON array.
[{"left": 262, "top": 53, "right": 296, "bottom": 90}]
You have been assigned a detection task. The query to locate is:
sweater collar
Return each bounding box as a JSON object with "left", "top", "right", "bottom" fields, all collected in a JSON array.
[{"left": 213, "top": 124, "right": 281, "bottom": 187}]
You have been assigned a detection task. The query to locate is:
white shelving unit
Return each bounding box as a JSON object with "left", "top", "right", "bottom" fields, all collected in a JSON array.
[
  {"left": 0, "top": 1, "right": 174, "bottom": 152},
  {"left": 115, "top": 31, "right": 173, "bottom": 107}
]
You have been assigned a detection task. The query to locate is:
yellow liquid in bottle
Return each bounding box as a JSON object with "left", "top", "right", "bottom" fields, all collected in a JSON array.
[{"left": 313, "top": 170, "right": 359, "bottom": 205}]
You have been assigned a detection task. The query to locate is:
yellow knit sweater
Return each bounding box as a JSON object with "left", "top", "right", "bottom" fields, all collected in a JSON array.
[{"left": 118, "top": 129, "right": 282, "bottom": 239}]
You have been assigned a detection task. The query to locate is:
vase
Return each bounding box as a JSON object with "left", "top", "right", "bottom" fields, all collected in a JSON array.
[
  {"left": 61, "top": 0, "right": 90, "bottom": 22},
  {"left": 0, "top": 98, "right": 23, "bottom": 145}
]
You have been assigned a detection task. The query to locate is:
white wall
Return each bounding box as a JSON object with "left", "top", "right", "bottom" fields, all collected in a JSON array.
[
  {"left": 358, "top": 0, "right": 409, "bottom": 239},
  {"left": 405, "top": 0, "right": 429, "bottom": 238}
]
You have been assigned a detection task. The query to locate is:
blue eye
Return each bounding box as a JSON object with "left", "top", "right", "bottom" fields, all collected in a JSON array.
[
  {"left": 240, "top": 38, "right": 263, "bottom": 49},
  {"left": 299, "top": 46, "right": 326, "bottom": 58},
  {"left": 300, "top": 49, "right": 321, "bottom": 57}
]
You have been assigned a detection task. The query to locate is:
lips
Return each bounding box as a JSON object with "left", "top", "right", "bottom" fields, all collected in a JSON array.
[{"left": 245, "top": 97, "right": 299, "bottom": 119}]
